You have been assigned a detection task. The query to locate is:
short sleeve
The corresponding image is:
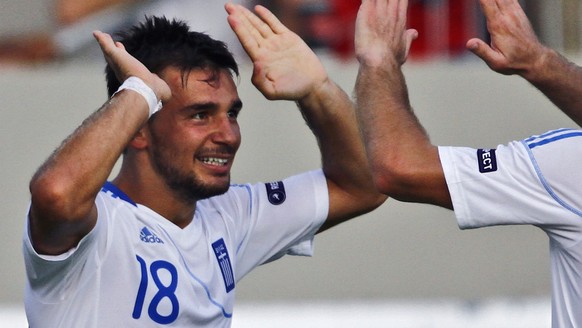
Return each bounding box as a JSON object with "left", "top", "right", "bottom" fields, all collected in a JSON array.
[
  {"left": 439, "top": 142, "right": 569, "bottom": 228},
  {"left": 229, "top": 170, "right": 329, "bottom": 278},
  {"left": 23, "top": 193, "right": 111, "bottom": 302}
]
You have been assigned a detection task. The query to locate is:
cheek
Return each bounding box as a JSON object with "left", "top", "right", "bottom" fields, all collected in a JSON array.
[{"left": 151, "top": 130, "right": 193, "bottom": 159}]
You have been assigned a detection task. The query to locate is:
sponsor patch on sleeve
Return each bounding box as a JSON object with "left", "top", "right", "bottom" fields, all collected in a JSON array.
[
  {"left": 265, "top": 181, "right": 286, "bottom": 205},
  {"left": 477, "top": 149, "right": 498, "bottom": 173}
]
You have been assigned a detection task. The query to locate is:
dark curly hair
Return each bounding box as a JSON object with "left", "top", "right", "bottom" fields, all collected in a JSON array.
[{"left": 105, "top": 16, "right": 239, "bottom": 96}]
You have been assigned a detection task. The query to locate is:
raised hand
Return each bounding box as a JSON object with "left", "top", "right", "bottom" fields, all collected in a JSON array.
[
  {"left": 354, "top": 0, "right": 418, "bottom": 68},
  {"left": 466, "top": 0, "right": 547, "bottom": 76},
  {"left": 93, "top": 30, "right": 171, "bottom": 102},
  {"left": 225, "top": 3, "right": 327, "bottom": 102}
]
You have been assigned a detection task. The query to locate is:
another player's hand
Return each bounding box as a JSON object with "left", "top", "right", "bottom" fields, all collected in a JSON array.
[
  {"left": 466, "top": 0, "right": 548, "bottom": 77},
  {"left": 355, "top": 0, "right": 418, "bottom": 68},
  {"left": 93, "top": 30, "right": 171, "bottom": 102},
  {"left": 226, "top": 3, "right": 327, "bottom": 102}
]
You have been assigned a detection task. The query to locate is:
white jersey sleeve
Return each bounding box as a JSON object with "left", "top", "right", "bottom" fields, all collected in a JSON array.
[
  {"left": 439, "top": 128, "right": 582, "bottom": 328},
  {"left": 439, "top": 129, "right": 582, "bottom": 237},
  {"left": 22, "top": 192, "right": 118, "bottom": 327},
  {"left": 203, "top": 169, "right": 329, "bottom": 280}
]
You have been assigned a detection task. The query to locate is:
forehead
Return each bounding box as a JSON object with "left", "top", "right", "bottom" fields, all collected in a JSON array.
[{"left": 160, "top": 66, "right": 239, "bottom": 102}]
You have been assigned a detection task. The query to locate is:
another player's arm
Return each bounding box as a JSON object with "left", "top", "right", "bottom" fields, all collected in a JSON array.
[
  {"left": 354, "top": 0, "right": 452, "bottom": 209},
  {"left": 467, "top": 0, "right": 582, "bottom": 126},
  {"left": 226, "top": 3, "right": 387, "bottom": 231},
  {"left": 28, "top": 31, "right": 170, "bottom": 255},
  {"left": 517, "top": 47, "right": 582, "bottom": 126}
]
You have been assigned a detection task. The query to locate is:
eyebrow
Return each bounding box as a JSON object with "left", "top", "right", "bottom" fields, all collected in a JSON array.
[
  {"left": 183, "top": 99, "right": 243, "bottom": 112},
  {"left": 231, "top": 99, "right": 243, "bottom": 111}
]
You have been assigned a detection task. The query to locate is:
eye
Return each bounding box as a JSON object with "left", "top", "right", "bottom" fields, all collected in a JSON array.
[
  {"left": 227, "top": 108, "right": 240, "bottom": 119},
  {"left": 191, "top": 112, "right": 208, "bottom": 120}
]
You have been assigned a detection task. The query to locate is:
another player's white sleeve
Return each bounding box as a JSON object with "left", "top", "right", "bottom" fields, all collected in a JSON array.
[
  {"left": 440, "top": 130, "right": 582, "bottom": 328},
  {"left": 439, "top": 129, "right": 582, "bottom": 244}
]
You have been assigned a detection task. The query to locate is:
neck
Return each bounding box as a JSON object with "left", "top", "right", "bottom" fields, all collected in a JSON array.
[{"left": 113, "top": 167, "right": 197, "bottom": 229}]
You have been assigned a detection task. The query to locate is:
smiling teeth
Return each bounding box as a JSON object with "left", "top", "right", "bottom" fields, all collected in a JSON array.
[{"left": 202, "top": 158, "right": 228, "bottom": 166}]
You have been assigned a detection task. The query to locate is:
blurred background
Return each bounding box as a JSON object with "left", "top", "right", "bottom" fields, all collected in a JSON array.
[{"left": 1, "top": 0, "right": 581, "bottom": 327}]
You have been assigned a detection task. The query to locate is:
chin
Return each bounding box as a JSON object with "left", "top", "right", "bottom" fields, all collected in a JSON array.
[{"left": 195, "top": 179, "right": 231, "bottom": 200}]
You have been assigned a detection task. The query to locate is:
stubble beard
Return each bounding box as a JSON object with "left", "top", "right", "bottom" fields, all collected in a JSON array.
[{"left": 150, "top": 140, "right": 230, "bottom": 204}]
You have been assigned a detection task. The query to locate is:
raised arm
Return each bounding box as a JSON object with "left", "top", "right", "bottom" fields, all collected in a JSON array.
[
  {"left": 468, "top": 0, "right": 582, "bottom": 126},
  {"left": 225, "top": 3, "right": 386, "bottom": 230},
  {"left": 28, "top": 31, "right": 170, "bottom": 255},
  {"left": 354, "top": 0, "right": 452, "bottom": 208}
]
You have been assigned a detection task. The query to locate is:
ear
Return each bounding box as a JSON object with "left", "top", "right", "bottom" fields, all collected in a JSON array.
[{"left": 128, "top": 126, "right": 149, "bottom": 150}]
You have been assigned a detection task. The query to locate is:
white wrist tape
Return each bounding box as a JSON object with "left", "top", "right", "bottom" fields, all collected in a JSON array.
[{"left": 113, "top": 76, "right": 163, "bottom": 117}]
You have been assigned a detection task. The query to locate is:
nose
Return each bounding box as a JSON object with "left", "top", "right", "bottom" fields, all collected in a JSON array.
[{"left": 211, "top": 116, "right": 240, "bottom": 147}]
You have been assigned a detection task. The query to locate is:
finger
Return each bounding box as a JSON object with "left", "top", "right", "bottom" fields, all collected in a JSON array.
[
  {"left": 397, "top": 0, "right": 409, "bottom": 28},
  {"left": 466, "top": 38, "right": 487, "bottom": 54},
  {"left": 495, "top": 0, "right": 519, "bottom": 11},
  {"left": 239, "top": 4, "right": 275, "bottom": 39},
  {"left": 478, "top": 0, "right": 502, "bottom": 20},
  {"left": 93, "top": 30, "right": 114, "bottom": 52},
  {"left": 355, "top": 0, "right": 373, "bottom": 25},
  {"left": 224, "top": 2, "right": 236, "bottom": 14},
  {"left": 254, "top": 5, "right": 288, "bottom": 35},
  {"left": 500, "top": 0, "right": 531, "bottom": 25},
  {"left": 226, "top": 4, "right": 261, "bottom": 41},
  {"left": 386, "top": 0, "right": 397, "bottom": 23},
  {"left": 93, "top": 30, "right": 121, "bottom": 67},
  {"left": 466, "top": 38, "right": 502, "bottom": 66},
  {"left": 226, "top": 6, "right": 261, "bottom": 55},
  {"left": 226, "top": 3, "right": 270, "bottom": 41},
  {"left": 115, "top": 41, "right": 126, "bottom": 51},
  {"left": 403, "top": 28, "right": 419, "bottom": 61}
]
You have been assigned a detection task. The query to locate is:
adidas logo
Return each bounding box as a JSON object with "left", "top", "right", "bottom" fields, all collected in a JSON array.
[{"left": 140, "top": 227, "right": 164, "bottom": 244}]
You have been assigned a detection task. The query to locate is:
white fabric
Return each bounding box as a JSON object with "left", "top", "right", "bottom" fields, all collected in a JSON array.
[
  {"left": 113, "top": 76, "right": 162, "bottom": 117},
  {"left": 439, "top": 128, "right": 582, "bottom": 328},
  {"left": 23, "top": 170, "right": 328, "bottom": 327}
]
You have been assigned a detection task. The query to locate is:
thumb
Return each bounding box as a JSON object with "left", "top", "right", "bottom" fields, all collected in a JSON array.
[
  {"left": 466, "top": 38, "right": 491, "bottom": 60},
  {"left": 403, "top": 29, "right": 419, "bottom": 61},
  {"left": 466, "top": 38, "right": 506, "bottom": 70}
]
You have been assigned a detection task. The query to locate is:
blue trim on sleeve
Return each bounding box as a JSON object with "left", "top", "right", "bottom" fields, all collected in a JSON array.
[
  {"left": 523, "top": 128, "right": 572, "bottom": 143},
  {"left": 525, "top": 129, "right": 582, "bottom": 149}
]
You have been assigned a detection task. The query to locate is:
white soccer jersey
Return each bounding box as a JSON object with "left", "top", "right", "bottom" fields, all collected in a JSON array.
[
  {"left": 23, "top": 170, "right": 328, "bottom": 327},
  {"left": 439, "top": 128, "right": 582, "bottom": 328}
]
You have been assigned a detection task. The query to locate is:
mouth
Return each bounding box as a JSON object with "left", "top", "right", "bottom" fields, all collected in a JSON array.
[
  {"left": 200, "top": 157, "right": 229, "bottom": 167},
  {"left": 196, "top": 146, "right": 237, "bottom": 173}
]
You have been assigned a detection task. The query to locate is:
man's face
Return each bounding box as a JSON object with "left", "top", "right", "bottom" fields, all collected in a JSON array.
[{"left": 147, "top": 66, "right": 242, "bottom": 202}]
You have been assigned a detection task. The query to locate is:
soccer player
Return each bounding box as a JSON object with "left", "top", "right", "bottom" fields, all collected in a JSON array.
[
  {"left": 23, "top": 4, "right": 385, "bottom": 327},
  {"left": 354, "top": 0, "right": 582, "bottom": 327}
]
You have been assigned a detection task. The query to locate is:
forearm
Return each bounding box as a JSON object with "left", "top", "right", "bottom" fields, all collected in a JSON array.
[
  {"left": 355, "top": 60, "right": 428, "bottom": 179},
  {"left": 30, "top": 91, "right": 149, "bottom": 224},
  {"left": 298, "top": 79, "right": 386, "bottom": 227},
  {"left": 355, "top": 61, "right": 451, "bottom": 208},
  {"left": 522, "top": 49, "right": 582, "bottom": 126},
  {"left": 299, "top": 80, "right": 365, "bottom": 180}
]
